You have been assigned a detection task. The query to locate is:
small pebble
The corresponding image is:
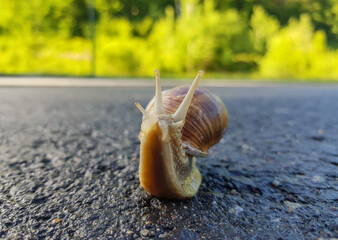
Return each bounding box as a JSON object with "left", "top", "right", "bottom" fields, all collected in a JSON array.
[
  {"left": 229, "top": 205, "right": 244, "bottom": 215},
  {"left": 140, "top": 229, "right": 150, "bottom": 237},
  {"left": 284, "top": 201, "right": 302, "bottom": 213},
  {"left": 159, "top": 233, "right": 167, "bottom": 238},
  {"left": 241, "top": 144, "right": 250, "bottom": 151},
  {"left": 53, "top": 218, "right": 62, "bottom": 224},
  {"left": 272, "top": 180, "right": 280, "bottom": 187},
  {"left": 312, "top": 175, "right": 324, "bottom": 182},
  {"left": 271, "top": 218, "right": 281, "bottom": 222},
  {"left": 229, "top": 189, "right": 240, "bottom": 196}
]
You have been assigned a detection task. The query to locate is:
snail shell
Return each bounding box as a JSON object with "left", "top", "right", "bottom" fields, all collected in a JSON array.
[
  {"left": 135, "top": 70, "right": 228, "bottom": 199},
  {"left": 146, "top": 87, "right": 228, "bottom": 157}
]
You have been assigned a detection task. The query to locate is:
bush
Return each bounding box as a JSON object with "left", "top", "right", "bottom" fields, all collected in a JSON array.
[
  {"left": 0, "top": 0, "right": 337, "bottom": 80},
  {"left": 93, "top": 0, "right": 255, "bottom": 76},
  {"left": 0, "top": 36, "right": 91, "bottom": 75},
  {"left": 259, "top": 14, "right": 338, "bottom": 80}
]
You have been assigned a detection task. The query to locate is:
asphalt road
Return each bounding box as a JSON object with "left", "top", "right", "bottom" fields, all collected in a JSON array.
[{"left": 0, "top": 85, "right": 337, "bottom": 239}]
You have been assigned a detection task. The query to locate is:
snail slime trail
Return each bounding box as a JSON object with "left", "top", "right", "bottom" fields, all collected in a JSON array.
[{"left": 135, "top": 70, "right": 228, "bottom": 199}]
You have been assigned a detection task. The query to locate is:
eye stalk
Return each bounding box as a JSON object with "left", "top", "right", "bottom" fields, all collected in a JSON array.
[
  {"left": 154, "top": 69, "right": 164, "bottom": 114},
  {"left": 172, "top": 70, "right": 204, "bottom": 122}
]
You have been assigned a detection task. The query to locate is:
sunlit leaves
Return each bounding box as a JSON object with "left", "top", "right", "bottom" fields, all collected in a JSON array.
[{"left": 259, "top": 15, "right": 338, "bottom": 79}]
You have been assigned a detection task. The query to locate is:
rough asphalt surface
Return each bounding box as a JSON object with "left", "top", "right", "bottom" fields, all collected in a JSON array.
[{"left": 0, "top": 85, "right": 337, "bottom": 239}]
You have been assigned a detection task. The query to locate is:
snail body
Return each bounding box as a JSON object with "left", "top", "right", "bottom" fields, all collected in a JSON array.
[{"left": 135, "top": 70, "right": 228, "bottom": 199}]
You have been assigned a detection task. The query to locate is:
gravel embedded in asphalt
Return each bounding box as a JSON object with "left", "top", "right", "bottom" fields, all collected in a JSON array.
[{"left": 0, "top": 85, "right": 337, "bottom": 239}]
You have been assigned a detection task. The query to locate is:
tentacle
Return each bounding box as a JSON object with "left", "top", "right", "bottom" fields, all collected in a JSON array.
[
  {"left": 172, "top": 70, "right": 204, "bottom": 122},
  {"left": 154, "top": 69, "right": 164, "bottom": 114},
  {"left": 135, "top": 102, "right": 148, "bottom": 118}
]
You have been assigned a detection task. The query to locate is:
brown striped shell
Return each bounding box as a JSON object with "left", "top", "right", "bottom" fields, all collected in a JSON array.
[{"left": 146, "top": 86, "right": 228, "bottom": 157}]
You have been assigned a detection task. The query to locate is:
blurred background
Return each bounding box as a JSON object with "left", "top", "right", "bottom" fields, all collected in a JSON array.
[{"left": 0, "top": 0, "right": 337, "bottom": 80}]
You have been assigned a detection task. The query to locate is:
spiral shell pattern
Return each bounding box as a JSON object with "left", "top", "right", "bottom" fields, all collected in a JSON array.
[{"left": 146, "top": 86, "right": 228, "bottom": 157}]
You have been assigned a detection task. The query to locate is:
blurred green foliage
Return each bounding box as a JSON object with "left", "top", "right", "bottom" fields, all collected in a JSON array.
[{"left": 0, "top": 0, "right": 337, "bottom": 80}]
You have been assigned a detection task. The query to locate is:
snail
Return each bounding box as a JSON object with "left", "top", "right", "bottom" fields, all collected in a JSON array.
[{"left": 135, "top": 70, "right": 228, "bottom": 199}]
